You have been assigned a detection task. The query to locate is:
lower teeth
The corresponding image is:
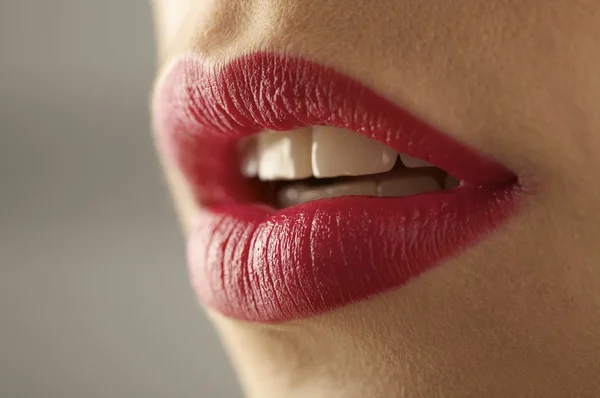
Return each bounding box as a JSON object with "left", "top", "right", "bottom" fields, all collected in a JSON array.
[{"left": 277, "top": 169, "right": 457, "bottom": 208}]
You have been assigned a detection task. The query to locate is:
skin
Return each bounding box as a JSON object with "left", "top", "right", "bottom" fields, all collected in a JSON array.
[{"left": 151, "top": 1, "right": 600, "bottom": 397}]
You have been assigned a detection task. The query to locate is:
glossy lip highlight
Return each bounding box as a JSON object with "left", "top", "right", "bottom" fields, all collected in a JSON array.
[{"left": 154, "top": 53, "right": 520, "bottom": 323}]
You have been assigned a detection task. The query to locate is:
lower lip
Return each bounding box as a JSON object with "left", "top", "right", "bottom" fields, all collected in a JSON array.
[{"left": 188, "top": 184, "right": 518, "bottom": 323}]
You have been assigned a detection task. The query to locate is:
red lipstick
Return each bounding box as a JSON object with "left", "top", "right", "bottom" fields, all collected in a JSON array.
[{"left": 154, "top": 53, "right": 519, "bottom": 323}]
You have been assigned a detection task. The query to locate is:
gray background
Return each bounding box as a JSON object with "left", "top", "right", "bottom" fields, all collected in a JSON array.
[{"left": 0, "top": 1, "right": 241, "bottom": 397}]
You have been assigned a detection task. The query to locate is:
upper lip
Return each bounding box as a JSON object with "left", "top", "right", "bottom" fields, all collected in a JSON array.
[
  {"left": 155, "top": 53, "right": 516, "bottom": 207},
  {"left": 154, "top": 52, "right": 520, "bottom": 323}
]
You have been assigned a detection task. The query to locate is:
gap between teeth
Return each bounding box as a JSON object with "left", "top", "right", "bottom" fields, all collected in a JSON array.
[{"left": 240, "top": 126, "right": 436, "bottom": 181}]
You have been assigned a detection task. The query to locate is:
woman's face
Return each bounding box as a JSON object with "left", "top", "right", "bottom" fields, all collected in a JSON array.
[{"left": 151, "top": 1, "right": 600, "bottom": 396}]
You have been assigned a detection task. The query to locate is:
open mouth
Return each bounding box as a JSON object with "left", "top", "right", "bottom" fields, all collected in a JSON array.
[
  {"left": 239, "top": 128, "right": 459, "bottom": 209},
  {"left": 154, "top": 53, "right": 520, "bottom": 323}
]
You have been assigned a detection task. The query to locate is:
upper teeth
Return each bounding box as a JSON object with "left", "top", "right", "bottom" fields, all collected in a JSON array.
[
  {"left": 256, "top": 129, "right": 312, "bottom": 180},
  {"left": 312, "top": 126, "right": 397, "bottom": 178},
  {"left": 241, "top": 127, "right": 435, "bottom": 181}
]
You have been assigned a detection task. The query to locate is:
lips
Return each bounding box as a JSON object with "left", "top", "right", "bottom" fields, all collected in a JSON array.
[{"left": 154, "top": 53, "right": 520, "bottom": 323}]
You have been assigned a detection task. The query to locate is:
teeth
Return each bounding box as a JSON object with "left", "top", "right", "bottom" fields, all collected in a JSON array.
[
  {"left": 377, "top": 174, "right": 442, "bottom": 197},
  {"left": 278, "top": 180, "right": 377, "bottom": 208},
  {"left": 241, "top": 128, "right": 460, "bottom": 207},
  {"left": 257, "top": 128, "right": 312, "bottom": 180},
  {"left": 312, "top": 127, "right": 397, "bottom": 178},
  {"left": 399, "top": 153, "right": 434, "bottom": 168},
  {"left": 239, "top": 138, "right": 258, "bottom": 177},
  {"left": 277, "top": 172, "right": 448, "bottom": 207}
]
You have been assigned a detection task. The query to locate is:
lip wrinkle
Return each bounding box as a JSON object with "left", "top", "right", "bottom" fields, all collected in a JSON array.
[
  {"left": 262, "top": 221, "right": 289, "bottom": 319},
  {"left": 230, "top": 221, "right": 254, "bottom": 318},
  {"left": 335, "top": 214, "right": 353, "bottom": 304},
  {"left": 310, "top": 208, "right": 332, "bottom": 311},
  {"left": 273, "top": 221, "right": 302, "bottom": 318},
  {"left": 246, "top": 212, "right": 272, "bottom": 318},
  {"left": 291, "top": 212, "right": 321, "bottom": 316},
  {"left": 218, "top": 218, "right": 234, "bottom": 316},
  {"left": 232, "top": 216, "right": 259, "bottom": 319}
]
